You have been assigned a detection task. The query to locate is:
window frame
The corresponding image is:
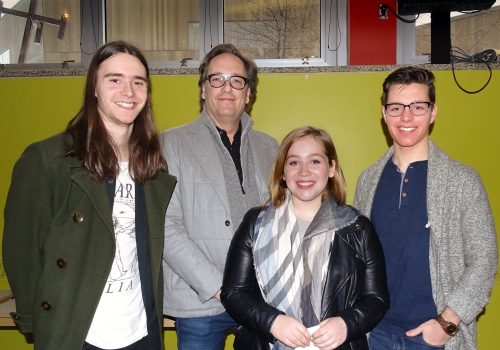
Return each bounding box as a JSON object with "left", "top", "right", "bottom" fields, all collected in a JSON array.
[
  {"left": 396, "top": 16, "right": 429, "bottom": 64},
  {"left": 201, "top": 0, "right": 347, "bottom": 67},
  {"left": 396, "top": 3, "right": 500, "bottom": 64},
  {"left": 1, "top": 0, "right": 347, "bottom": 69}
]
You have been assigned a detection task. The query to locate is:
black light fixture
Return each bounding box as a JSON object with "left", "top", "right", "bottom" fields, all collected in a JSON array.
[{"left": 57, "top": 14, "right": 68, "bottom": 40}]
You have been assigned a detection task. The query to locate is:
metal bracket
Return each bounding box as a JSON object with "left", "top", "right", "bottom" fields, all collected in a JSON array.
[
  {"left": 180, "top": 57, "right": 193, "bottom": 67},
  {"left": 62, "top": 60, "right": 75, "bottom": 69}
]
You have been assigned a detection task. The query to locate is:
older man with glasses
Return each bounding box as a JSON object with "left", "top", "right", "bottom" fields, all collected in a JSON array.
[
  {"left": 160, "top": 44, "right": 278, "bottom": 350},
  {"left": 354, "top": 66, "right": 497, "bottom": 350}
]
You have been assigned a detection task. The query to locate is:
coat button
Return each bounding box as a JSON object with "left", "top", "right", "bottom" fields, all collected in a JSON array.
[
  {"left": 41, "top": 301, "right": 52, "bottom": 311},
  {"left": 72, "top": 211, "right": 84, "bottom": 223},
  {"left": 355, "top": 223, "right": 363, "bottom": 230},
  {"left": 225, "top": 220, "right": 230, "bottom": 227},
  {"left": 56, "top": 258, "right": 67, "bottom": 268},
  {"left": 11, "top": 313, "right": 21, "bottom": 320}
]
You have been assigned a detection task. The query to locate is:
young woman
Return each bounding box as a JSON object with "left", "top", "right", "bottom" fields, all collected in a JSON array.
[
  {"left": 3, "top": 41, "right": 176, "bottom": 350},
  {"left": 221, "top": 126, "right": 388, "bottom": 350}
]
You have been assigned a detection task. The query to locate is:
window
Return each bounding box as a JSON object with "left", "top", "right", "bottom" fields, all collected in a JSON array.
[
  {"left": 1, "top": 0, "right": 22, "bottom": 18},
  {"left": 1, "top": 0, "right": 346, "bottom": 68},
  {"left": 105, "top": 0, "right": 346, "bottom": 67},
  {"left": 213, "top": 0, "right": 347, "bottom": 67},
  {"left": 106, "top": 0, "right": 200, "bottom": 68},
  {"left": 223, "top": 0, "right": 321, "bottom": 63},
  {"left": 397, "top": 1, "right": 500, "bottom": 64},
  {"left": 0, "top": 49, "right": 10, "bottom": 64},
  {"left": 0, "top": 0, "right": 80, "bottom": 65}
]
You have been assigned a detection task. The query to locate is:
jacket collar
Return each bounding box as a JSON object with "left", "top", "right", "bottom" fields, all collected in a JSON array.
[
  {"left": 67, "top": 157, "right": 115, "bottom": 236},
  {"left": 183, "top": 110, "right": 255, "bottom": 210},
  {"left": 306, "top": 198, "right": 358, "bottom": 239},
  {"left": 199, "top": 108, "right": 254, "bottom": 139}
]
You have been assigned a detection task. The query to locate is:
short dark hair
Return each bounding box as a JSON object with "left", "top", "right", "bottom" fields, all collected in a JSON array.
[
  {"left": 381, "top": 66, "right": 436, "bottom": 105},
  {"left": 198, "top": 43, "right": 258, "bottom": 113},
  {"left": 65, "top": 40, "right": 166, "bottom": 183}
]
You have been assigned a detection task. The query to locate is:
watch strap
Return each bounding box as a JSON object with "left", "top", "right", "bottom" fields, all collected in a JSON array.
[{"left": 436, "top": 314, "right": 459, "bottom": 336}]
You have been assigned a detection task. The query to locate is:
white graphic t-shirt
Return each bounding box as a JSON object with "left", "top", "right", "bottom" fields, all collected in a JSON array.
[{"left": 86, "top": 162, "right": 147, "bottom": 348}]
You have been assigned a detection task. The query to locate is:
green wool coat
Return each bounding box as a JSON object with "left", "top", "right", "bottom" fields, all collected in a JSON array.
[{"left": 2, "top": 133, "right": 176, "bottom": 350}]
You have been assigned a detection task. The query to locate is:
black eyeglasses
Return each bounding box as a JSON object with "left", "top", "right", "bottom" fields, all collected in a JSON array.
[
  {"left": 206, "top": 74, "right": 249, "bottom": 90},
  {"left": 384, "top": 102, "right": 433, "bottom": 117}
]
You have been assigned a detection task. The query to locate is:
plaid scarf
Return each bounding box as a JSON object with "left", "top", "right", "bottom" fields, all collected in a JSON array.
[{"left": 253, "top": 195, "right": 335, "bottom": 350}]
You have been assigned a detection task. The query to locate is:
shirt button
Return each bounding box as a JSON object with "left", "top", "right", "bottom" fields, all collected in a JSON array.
[
  {"left": 41, "top": 301, "right": 52, "bottom": 311},
  {"left": 72, "top": 211, "right": 84, "bottom": 223},
  {"left": 402, "top": 192, "right": 407, "bottom": 197},
  {"left": 56, "top": 258, "right": 67, "bottom": 268},
  {"left": 225, "top": 220, "right": 231, "bottom": 227}
]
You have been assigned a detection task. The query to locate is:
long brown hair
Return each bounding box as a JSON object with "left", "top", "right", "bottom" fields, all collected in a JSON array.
[
  {"left": 65, "top": 41, "right": 166, "bottom": 183},
  {"left": 269, "top": 126, "right": 346, "bottom": 207}
]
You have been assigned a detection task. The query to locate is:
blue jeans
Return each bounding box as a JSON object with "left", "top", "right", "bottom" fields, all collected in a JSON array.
[
  {"left": 175, "top": 311, "right": 236, "bottom": 350},
  {"left": 369, "top": 327, "right": 445, "bottom": 350}
]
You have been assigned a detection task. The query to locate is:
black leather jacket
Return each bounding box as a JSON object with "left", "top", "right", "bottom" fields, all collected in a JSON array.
[{"left": 221, "top": 199, "right": 389, "bottom": 350}]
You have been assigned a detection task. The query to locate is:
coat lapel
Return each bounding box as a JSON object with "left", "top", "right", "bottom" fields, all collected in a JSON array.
[
  {"left": 186, "top": 116, "right": 230, "bottom": 210},
  {"left": 69, "top": 162, "right": 115, "bottom": 236},
  {"left": 426, "top": 141, "right": 448, "bottom": 238},
  {"left": 145, "top": 172, "right": 176, "bottom": 246},
  {"left": 247, "top": 132, "right": 271, "bottom": 204},
  {"left": 319, "top": 202, "right": 359, "bottom": 317},
  {"left": 144, "top": 172, "right": 176, "bottom": 293}
]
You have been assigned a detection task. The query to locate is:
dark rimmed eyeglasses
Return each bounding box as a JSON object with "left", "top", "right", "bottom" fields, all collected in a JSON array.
[
  {"left": 384, "top": 102, "right": 433, "bottom": 117},
  {"left": 206, "top": 74, "right": 249, "bottom": 90}
]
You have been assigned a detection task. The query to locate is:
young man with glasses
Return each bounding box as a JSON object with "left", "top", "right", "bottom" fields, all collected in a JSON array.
[
  {"left": 354, "top": 66, "right": 497, "bottom": 350},
  {"left": 160, "top": 44, "right": 278, "bottom": 350}
]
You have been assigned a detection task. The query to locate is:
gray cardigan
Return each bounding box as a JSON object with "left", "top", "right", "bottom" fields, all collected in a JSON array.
[
  {"left": 160, "top": 112, "right": 278, "bottom": 317},
  {"left": 353, "top": 140, "right": 497, "bottom": 350}
]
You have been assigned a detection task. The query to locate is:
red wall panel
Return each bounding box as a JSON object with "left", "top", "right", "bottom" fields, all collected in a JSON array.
[{"left": 349, "top": 0, "right": 397, "bottom": 65}]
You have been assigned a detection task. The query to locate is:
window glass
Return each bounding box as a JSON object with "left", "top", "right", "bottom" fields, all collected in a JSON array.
[
  {"left": 415, "top": 2, "right": 500, "bottom": 56},
  {"left": 1, "top": 0, "right": 22, "bottom": 19},
  {"left": 0, "top": 0, "right": 80, "bottom": 64},
  {"left": 223, "top": 0, "right": 321, "bottom": 60},
  {"left": 106, "top": 0, "right": 200, "bottom": 65},
  {"left": 0, "top": 49, "right": 10, "bottom": 63},
  {"left": 1, "top": 0, "right": 345, "bottom": 68}
]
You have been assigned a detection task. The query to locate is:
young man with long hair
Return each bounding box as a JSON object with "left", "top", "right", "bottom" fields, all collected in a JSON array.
[{"left": 3, "top": 41, "right": 176, "bottom": 350}]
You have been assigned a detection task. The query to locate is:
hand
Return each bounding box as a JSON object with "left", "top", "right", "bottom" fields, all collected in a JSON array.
[
  {"left": 406, "top": 319, "right": 450, "bottom": 346},
  {"left": 270, "top": 314, "right": 311, "bottom": 348},
  {"left": 311, "top": 317, "right": 347, "bottom": 350}
]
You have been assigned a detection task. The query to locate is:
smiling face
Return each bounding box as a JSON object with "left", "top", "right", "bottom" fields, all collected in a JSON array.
[
  {"left": 95, "top": 52, "right": 148, "bottom": 134},
  {"left": 284, "top": 135, "right": 335, "bottom": 212},
  {"left": 201, "top": 53, "right": 250, "bottom": 127},
  {"left": 383, "top": 83, "right": 437, "bottom": 156}
]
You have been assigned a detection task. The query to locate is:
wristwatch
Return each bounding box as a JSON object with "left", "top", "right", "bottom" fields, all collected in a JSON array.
[{"left": 436, "top": 314, "right": 459, "bottom": 336}]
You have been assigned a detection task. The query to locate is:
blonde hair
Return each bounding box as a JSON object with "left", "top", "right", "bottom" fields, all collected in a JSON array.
[{"left": 269, "top": 126, "right": 346, "bottom": 207}]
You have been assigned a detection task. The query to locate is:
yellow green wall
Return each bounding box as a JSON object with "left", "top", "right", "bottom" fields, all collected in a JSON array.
[{"left": 0, "top": 69, "right": 498, "bottom": 349}]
